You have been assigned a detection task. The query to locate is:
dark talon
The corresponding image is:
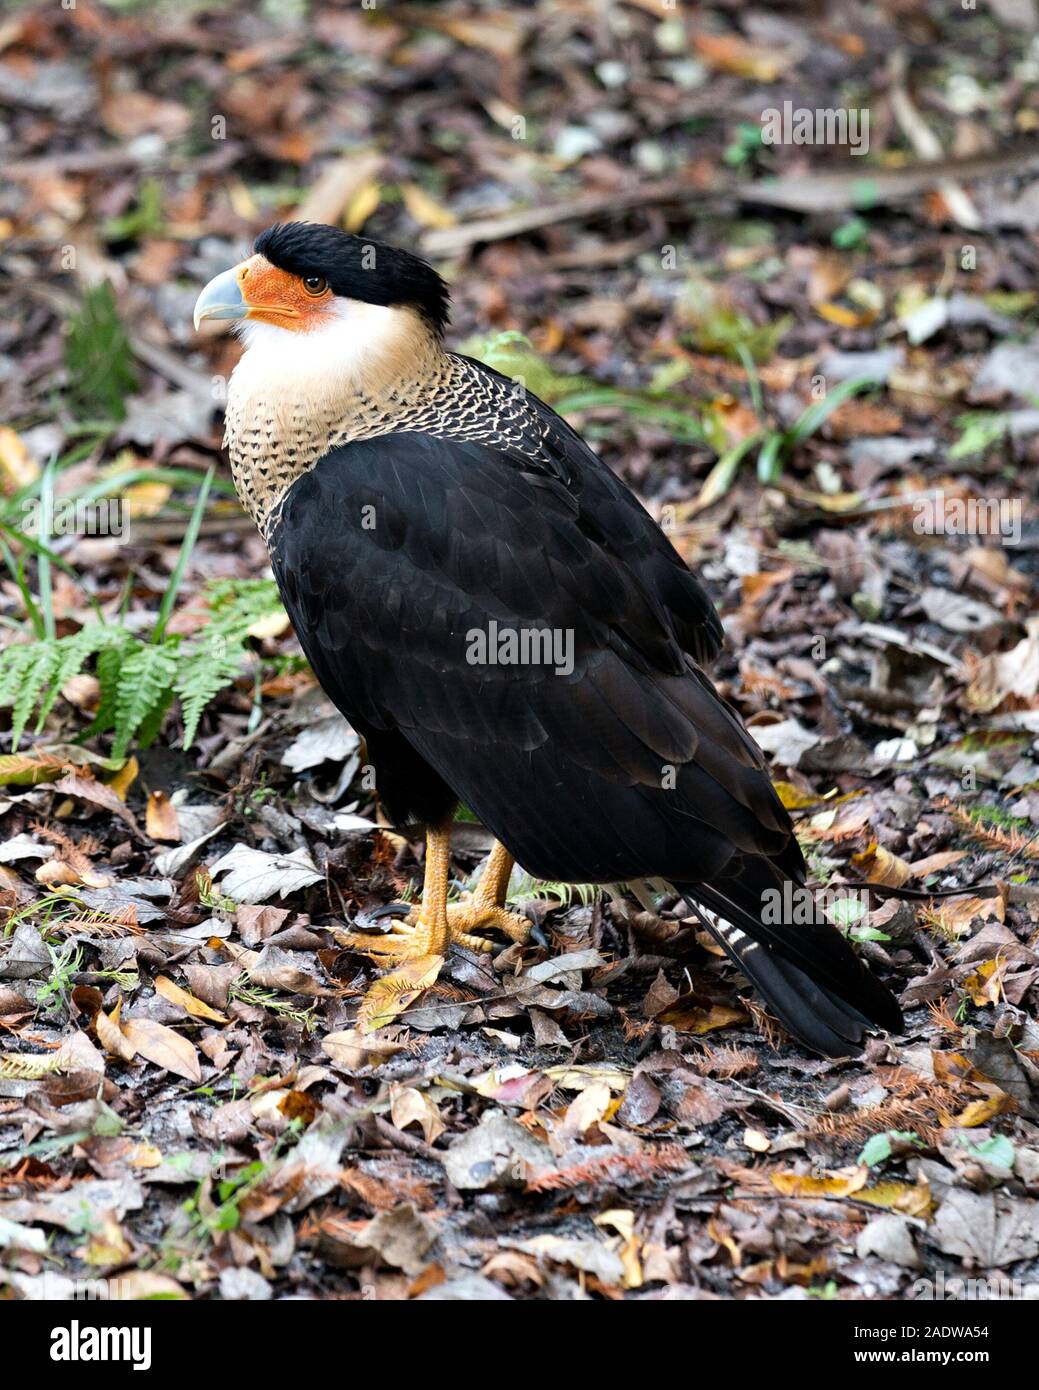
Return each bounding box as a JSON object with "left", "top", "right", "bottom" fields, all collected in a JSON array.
[
  {"left": 528, "top": 919, "right": 550, "bottom": 949},
  {"left": 353, "top": 901, "right": 413, "bottom": 931}
]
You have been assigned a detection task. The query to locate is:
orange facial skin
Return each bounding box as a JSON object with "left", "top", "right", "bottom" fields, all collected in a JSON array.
[{"left": 236, "top": 254, "right": 334, "bottom": 331}]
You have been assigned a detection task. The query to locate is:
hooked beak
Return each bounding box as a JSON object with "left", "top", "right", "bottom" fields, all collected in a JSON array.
[{"left": 193, "top": 266, "right": 248, "bottom": 331}]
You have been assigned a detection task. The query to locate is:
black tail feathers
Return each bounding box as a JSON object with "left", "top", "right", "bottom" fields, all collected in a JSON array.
[{"left": 676, "top": 873, "right": 902, "bottom": 1058}]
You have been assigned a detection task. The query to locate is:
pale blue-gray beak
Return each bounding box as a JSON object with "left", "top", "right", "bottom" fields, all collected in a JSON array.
[{"left": 193, "top": 266, "right": 248, "bottom": 331}]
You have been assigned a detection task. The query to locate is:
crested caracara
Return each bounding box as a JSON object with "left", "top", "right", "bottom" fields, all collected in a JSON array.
[{"left": 194, "top": 222, "right": 901, "bottom": 1056}]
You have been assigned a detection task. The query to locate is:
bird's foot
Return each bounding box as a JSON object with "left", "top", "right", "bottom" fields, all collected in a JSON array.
[
  {"left": 438, "top": 895, "right": 532, "bottom": 952},
  {"left": 340, "top": 894, "right": 529, "bottom": 959}
]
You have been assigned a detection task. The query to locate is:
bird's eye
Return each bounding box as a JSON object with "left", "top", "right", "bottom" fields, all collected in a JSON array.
[{"left": 301, "top": 275, "right": 327, "bottom": 296}]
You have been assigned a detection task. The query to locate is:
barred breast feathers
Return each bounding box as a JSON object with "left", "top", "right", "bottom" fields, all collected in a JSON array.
[{"left": 224, "top": 308, "right": 553, "bottom": 538}]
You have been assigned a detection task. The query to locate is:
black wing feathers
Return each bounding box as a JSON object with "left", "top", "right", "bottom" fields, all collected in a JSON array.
[{"left": 269, "top": 373, "right": 899, "bottom": 1053}]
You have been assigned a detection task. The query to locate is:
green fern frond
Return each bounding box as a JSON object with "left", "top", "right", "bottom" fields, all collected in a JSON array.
[
  {"left": 11, "top": 643, "right": 62, "bottom": 748},
  {"left": 35, "top": 624, "right": 126, "bottom": 729},
  {"left": 508, "top": 873, "right": 599, "bottom": 908},
  {"left": 112, "top": 639, "right": 180, "bottom": 759},
  {"left": 205, "top": 578, "right": 283, "bottom": 638},
  {"left": 0, "top": 643, "right": 44, "bottom": 743},
  {"left": 0, "top": 579, "right": 286, "bottom": 759},
  {"left": 174, "top": 642, "right": 245, "bottom": 749},
  {"left": 85, "top": 638, "right": 133, "bottom": 742},
  {"left": 174, "top": 579, "right": 283, "bottom": 748}
]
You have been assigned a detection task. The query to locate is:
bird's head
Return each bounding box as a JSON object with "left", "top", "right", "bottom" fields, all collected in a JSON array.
[{"left": 193, "top": 222, "right": 450, "bottom": 385}]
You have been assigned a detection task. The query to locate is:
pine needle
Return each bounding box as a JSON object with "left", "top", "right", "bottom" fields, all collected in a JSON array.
[
  {"left": 0, "top": 1049, "right": 69, "bottom": 1079},
  {"left": 526, "top": 1145, "right": 688, "bottom": 1192}
]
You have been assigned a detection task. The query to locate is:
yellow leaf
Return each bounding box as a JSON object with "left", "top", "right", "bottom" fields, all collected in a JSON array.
[
  {"left": 246, "top": 610, "right": 290, "bottom": 640},
  {"left": 146, "top": 790, "right": 180, "bottom": 842},
  {"left": 96, "top": 999, "right": 135, "bottom": 1063},
  {"left": 773, "top": 782, "right": 865, "bottom": 811},
  {"left": 127, "top": 1142, "right": 163, "bottom": 1169},
  {"left": 344, "top": 179, "right": 381, "bottom": 233},
  {"left": 772, "top": 1167, "right": 868, "bottom": 1198},
  {"left": 658, "top": 1003, "right": 746, "bottom": 1034},
  {"left": 120, "top": 1018, "right": 201, "bottom": 1082},
  {"left": 943, "top": 1095, "right": 1008, "bottom": 1129},
  {"left": 0, "top": 426, "right": 39, "bottom": 494},
  {"left": 123, "top": 480, "right": 171, "bottom": 518},
  {"left": 707, "top": 1216, "right": 742, "bottom": 1266},
  {"left": 400, "top": 182, "right": 456, "bottom": 230},
  {"left": 817, "top": 301, "right": 872, "bottom": 329},
  {"left": 852, "top": 840, "right": 911, "bottom": 888},
  {"left": 774, "top": 781, "right": 824, "bottom": 810},
  {"left": 544, "top": 1063, "right": 630, "bottom": 1092},
  {"left": 595, "top": 1211, "right": 645, "bottom": 1286},
  {"left": 962, "top": 958, "right": 1003, "bottom": 1008},
  {"left": 80, "top": 1214, "right": 132, "bottom": 1266},
  {"left": 357, "top": 954, "right": 442, "bottom": 1033},
  {"left": 857, "top": 1177, "right": 934, "bottom": 1219},
  {"left": 154, "top": 974, "right": 228, "bottom": 1024},
  {"left": 105, "top": 755, "right": 138, "bottom": 801}
]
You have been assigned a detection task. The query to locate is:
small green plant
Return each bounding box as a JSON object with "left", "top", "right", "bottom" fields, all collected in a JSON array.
[
  {"left": 695, "top": 373, "right": 883, "bottom": 509},
  {"left": 102, "top": 179, "right": 165, "bottom": 244},
  {"left": 161, "top": 1125, "right": 302, "bottom": 1270},
  {"left": 832, "top": 216, "right": 870, "bottom": 250},
  {"left": 949, "top": 410, "right": 1009, "bottom": 461},
  {"left": 859, "top": 1130, "right": 926, "bottom": 1168},
  {"left": 680, "top": 278, "right": 791, "bottom": 364},
  {"left": 469, "top": 332, "right": 706, "bottom": 445},
  {"left": 195, "top": 872, "right": 237, "bottom": 914},
  {"left": 967, "top": 803, "right": 1031, "bottom": 833},
  {"left": 806, "top": 1281, "right": 839, "bottom": 1300},
  {"left": 723, "top": 121, "right": 766, "bottom": 168},
  {"left": 36, "top": 942, "right": 84, "bottom": 1014},
  {"left": 227, "top": 976, "right": 318, "bottom": 1028},
  {"left": 64, "top": 283, "right": 138, "bottom": 422}
]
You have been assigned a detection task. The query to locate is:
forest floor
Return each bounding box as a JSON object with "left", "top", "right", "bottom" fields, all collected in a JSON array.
[{"left": 1, "top": 0, "right": 1039, "bottom": 1302}]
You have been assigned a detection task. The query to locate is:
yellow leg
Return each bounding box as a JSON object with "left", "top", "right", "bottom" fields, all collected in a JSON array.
[
  {"left": 472, "top": 841, "right": 515, "bottom": 910},
  {"left": 338, "top": 836, "right": 529, "bottom": 960},
  {"left": 441, "top": 842, "right": 530, "bottom": 951},
  {"left": 338, "top": 824, "right": 452, "bottom": 960}
]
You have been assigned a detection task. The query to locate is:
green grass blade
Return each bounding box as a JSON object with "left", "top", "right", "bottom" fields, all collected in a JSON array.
[
  {"left": 37, "top": 455, "right": 57, "bottom": 641},
  {"left": 0, "top": 536, "right": 44, "bottom": 639},
  {"left": 786, "top": 374, "right": 880, "bottom": 450},
  {"left": 756, "top": 431, "right": 785, "bottom": 484},
  {"left": 151, "top": 467, "right": 214, "bottom": 644},
  {"left": 697, "top": 431, "right": 764, "bottom": 509}
]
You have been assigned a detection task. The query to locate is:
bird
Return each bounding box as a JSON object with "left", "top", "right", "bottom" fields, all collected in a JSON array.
[{"left": 193, "top": 221, "right": 902, "bottom": 1057}]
